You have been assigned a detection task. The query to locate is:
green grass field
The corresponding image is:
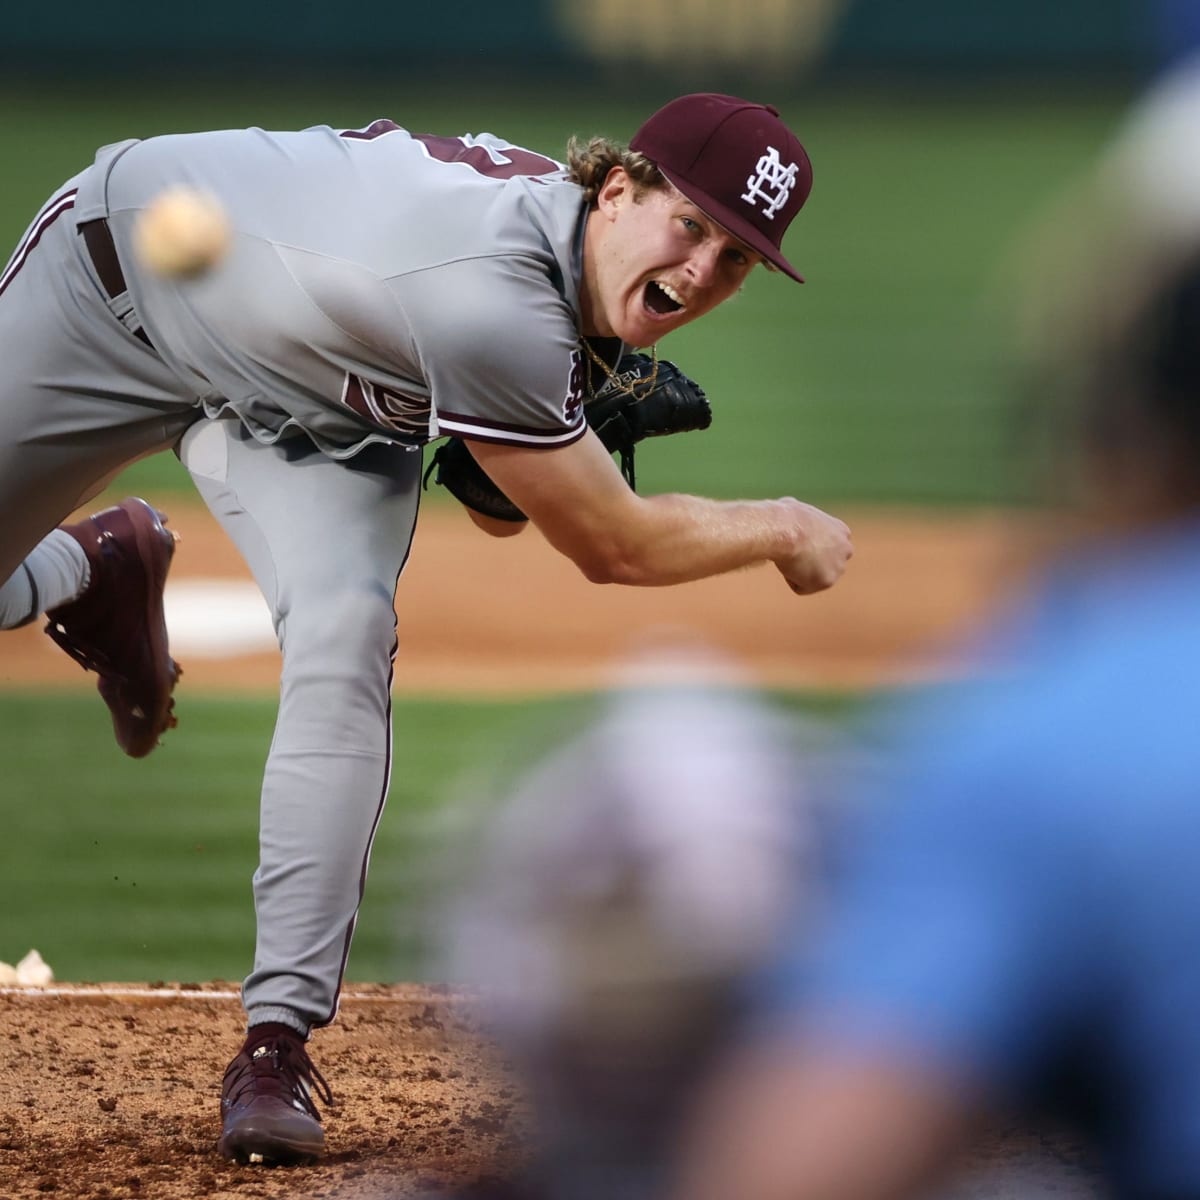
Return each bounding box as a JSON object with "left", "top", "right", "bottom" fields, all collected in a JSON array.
[
  {"left": 0, "top": 78, "right": 1130, "bottom": 983},
  {"left": 0, "top": 688, "right": 861, "bottom": 983}
]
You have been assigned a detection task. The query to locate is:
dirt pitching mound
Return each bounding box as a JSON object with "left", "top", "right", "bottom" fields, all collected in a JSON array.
[
  {"left": 0, "top": 983, "right": 523, "bottom": 1200},
  {"left": 0, "top": 982, "right": 1103, "bottom": 1200}
]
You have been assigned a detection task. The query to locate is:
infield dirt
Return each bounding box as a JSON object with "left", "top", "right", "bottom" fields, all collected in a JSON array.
[
  {"left": 2, "top": 500, "right": 1055, "bottom": 695},
  {"left": 0, "top": 981, "right": 1102, "bottom": 1200},
  {"left": 0, "top": 984, "right": 523, "bottom": 1199}
]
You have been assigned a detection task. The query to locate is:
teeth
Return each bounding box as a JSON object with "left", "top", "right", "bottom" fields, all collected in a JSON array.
[{"left": 657, "top": 281, "right": 685, "bottom": 309}]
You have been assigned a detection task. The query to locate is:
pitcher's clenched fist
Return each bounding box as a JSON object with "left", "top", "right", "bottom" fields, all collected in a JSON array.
[{"left": 772, "top": 499, "right": 854, "bottom": 595}]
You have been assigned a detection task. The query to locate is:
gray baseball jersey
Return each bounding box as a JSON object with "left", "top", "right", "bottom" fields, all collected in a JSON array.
[
  {"left": 79, "top": 119, "right": 592, "bottom": 458},
  {"left": 0, "top": 117, "right": 599, "bottom": 1034}
]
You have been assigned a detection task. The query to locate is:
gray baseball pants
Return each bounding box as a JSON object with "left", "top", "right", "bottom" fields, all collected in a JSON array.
[{"left": 0, "top": 177, "right": 421, "bottom": 1033}]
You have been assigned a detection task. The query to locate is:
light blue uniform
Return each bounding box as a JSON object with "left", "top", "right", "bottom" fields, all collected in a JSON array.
[
  {"left": 0, "top": 118, "right": 593, "bottom": 1033},
  {"left": 763, "top": 518, "right": 1200, "bottom": 1198}
]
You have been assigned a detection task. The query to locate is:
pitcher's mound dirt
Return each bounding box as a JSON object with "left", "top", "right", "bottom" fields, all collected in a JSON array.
[
  {"left": 0, "top": 982, "right": 1103, "bottom": 1200},
  {"left": 0, "top": 984, "right": 524, "bottom": 1200}
]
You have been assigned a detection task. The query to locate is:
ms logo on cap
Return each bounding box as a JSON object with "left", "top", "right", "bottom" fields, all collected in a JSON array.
[{"left": 741, "top": 147, "right": 800, "bottom": 221}]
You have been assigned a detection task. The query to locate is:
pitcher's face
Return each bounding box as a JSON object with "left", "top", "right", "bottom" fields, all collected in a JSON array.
[{"left": 582, "top": 169, "right": 760, "bottom": 346}]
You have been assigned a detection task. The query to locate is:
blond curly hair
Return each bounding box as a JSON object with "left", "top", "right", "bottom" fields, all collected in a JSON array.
[{"left": 565, "top": 135, "right": 666, "bottom": 205}]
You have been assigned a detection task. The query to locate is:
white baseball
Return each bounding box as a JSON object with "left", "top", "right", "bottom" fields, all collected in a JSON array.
[{"left": 132, "top": 185, "right": 231, "bottom": 278}]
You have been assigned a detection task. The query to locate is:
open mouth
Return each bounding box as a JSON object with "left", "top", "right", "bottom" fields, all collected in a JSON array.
[{"left": 643, "top": 280, "right": 685, "bottom": 316}]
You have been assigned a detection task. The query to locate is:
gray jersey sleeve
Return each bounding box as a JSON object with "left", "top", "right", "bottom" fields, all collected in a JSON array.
[
  {"left": 408, "top": 255, "right": 588, "bottom": 447},
  {"left": 81, "top": 120, "right": 593, "bottom": 457}
]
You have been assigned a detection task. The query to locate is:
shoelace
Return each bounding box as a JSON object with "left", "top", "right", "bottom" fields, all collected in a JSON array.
[{"left": 223, "top": 1034, "right": 334, "bottom": 1120}]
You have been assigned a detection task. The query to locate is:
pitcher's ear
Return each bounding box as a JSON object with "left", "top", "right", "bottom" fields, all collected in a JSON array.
[{"left": 595, "top": 166, "right": 633, "bottom": 219}]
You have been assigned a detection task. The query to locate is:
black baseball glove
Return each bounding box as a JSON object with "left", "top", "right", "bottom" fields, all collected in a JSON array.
[{"left": 422, "top": 352, "right": 711, "bottom": 522}]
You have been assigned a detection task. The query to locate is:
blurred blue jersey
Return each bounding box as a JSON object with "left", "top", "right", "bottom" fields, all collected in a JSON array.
[{"left": 764, "top": 514, "right": 1200, "bottom": 1198}]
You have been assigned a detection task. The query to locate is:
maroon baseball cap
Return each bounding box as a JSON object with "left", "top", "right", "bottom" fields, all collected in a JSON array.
[{"left": 629, "top": 93, "right": 813, "bottom": 282}]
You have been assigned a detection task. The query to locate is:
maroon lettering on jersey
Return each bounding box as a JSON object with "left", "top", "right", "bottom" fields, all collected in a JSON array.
[
  {"left": 562, "top": 347, "right": 585, "bottom": 425},
  {"left": 412, "top": 134, "right": 560, "bottom": 180},
  {"left": 341, "top": 373, "right": 432, "bottom": 442}
]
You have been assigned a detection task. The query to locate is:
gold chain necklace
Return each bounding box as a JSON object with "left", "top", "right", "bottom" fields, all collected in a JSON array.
[{"left": 581, "top": 338, "right": 659, "bottom": 399}]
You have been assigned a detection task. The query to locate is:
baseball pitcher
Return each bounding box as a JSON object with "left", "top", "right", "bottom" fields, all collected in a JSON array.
[{"left": 0, "top": 93, "right": 853, "bottom": 1165}]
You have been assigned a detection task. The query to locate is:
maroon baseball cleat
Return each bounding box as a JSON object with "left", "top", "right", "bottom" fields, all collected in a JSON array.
[
  {"left": 44, "top": 497, "right": 181, "bottom": 758},
  {"left": 219, "top": 1024, "right": 332, "bottom": 1166}
]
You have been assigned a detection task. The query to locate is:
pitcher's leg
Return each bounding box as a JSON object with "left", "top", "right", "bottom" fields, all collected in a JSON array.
[{"left": 180, "top": 418, "right": 421, "bottom": 1030}]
